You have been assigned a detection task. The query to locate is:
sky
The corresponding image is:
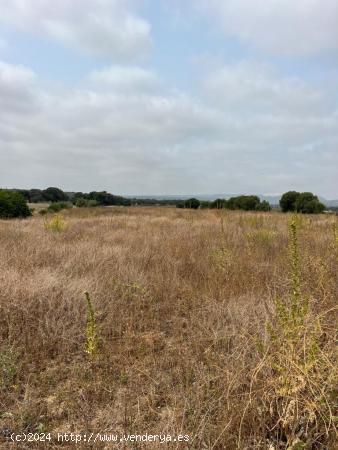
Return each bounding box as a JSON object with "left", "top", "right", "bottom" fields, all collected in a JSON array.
[{"left": 0, "top": 0, "right": 337, "bottom": 198}]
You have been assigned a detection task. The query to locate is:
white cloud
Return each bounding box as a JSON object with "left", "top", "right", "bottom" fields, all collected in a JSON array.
[
  {"left": 88, "top": 65, "right": 161, "bottom": 93},
  {"left": 0, "top": 60, "right": 337, "bottom": 197},
  {"left": 190, "top": 0, "right": 338, "bottom": 57},
  {"left": 0, "top": 0, "right": 151, "bottom": 60},
  {"left": 0, "top": 61, "right": 38, "bottom": 114},
  {"left": 203, "top": 61, "right": 330, "bottom": 116}
]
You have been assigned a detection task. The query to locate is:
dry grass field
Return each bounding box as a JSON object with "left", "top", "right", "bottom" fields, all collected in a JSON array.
[{"left": 0, "top": 207, "right": 337, "bottom": 449}]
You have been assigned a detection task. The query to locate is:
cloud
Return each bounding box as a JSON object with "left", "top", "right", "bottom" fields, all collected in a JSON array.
[
  {"left": 0, "top": 0, "right": 151, "bottom": 60},
  {"left": 0, "top": 60, "right": 337, "bottom": 197},
  {"left": 0, "top": 61, "right": 38, "bottom": 114},
  {"left": 203, "top": 61, "right": 330, "bottom": 116},
  {"left": 87, "top": 65, "right": 161, "bottom": 93},
  {"left": 189, "top": 0, "right": 338, "bottom": 57}
]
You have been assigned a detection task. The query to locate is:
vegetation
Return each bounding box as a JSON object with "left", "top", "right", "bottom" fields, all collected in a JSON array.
[
  {"left": 280, "top": 191, "right": 325, "bottom": 213},
  {"left": 0, "top": 207, "right": 336, "bottom": 448},
  {"left": 0, "top": 189, "right": 31, "bottom": 218},
  {"left": 84, "top": 292, "right": 98, "bottom": 358},
  {"left": 47, "top": 201, "right": 72, "bottom": 213},
  {"left": 74, "top": 198, "right": 99, "bottom": 208},
  {"left": 43, "top": 215, "right": 67, "bottom": 232},
  {"left": 2, "top": 187, "right": 331, "bottom": 215}
]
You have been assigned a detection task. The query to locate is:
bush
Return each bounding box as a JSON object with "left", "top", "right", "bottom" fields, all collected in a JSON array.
[
  {"left": 0, "top": 190, "right": 31, "bottom": 218},
  {"left": 75, "top": 198, "right": 99, "bottom": 208},
  {"left": 47, "top": 202, "right": 72, "bottom": 213}
]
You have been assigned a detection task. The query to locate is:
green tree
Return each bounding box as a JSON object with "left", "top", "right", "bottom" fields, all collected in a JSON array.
[
  {"left": 211, "top": 198, "right": 227, "bottom": 209},
  {"left": 184, "top": 198, "right": 200, "bottom": 209},
  {"left": 256, "top": 200, "right": 271, "bottom": 211},
  {"left": 200, "top": 201, "right": 211, "bottom": 209},
  {"left": 0, "top": 190, "right": 31, "bottom": 218},
  {"left": 43, "top": 187, "right": 68, "bottom": 203},
  {"left": 295, "top": 192, "right": 325, "bottom": 214},
  {"left": 280, "top": 191, "right": 300, "bottom": 212}
]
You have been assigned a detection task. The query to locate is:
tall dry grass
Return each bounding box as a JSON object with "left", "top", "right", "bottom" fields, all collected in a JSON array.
[{"left": 0, "top": 207, "right": 336, "bottom": 449}]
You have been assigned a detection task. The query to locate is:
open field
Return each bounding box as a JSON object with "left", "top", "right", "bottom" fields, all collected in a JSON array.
[{"left": 0, "top": 207, "right": 337, "bottom": 449}]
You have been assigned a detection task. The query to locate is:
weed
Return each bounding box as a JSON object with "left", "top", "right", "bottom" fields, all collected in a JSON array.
[
  {"left": 245, "top": 229, "right": 277, "bottom": 248},
  {"left": 44, "top": 215, "right": 67, "bottom": 232},
  {"left": 254, "top": 216, "right": 337, "bottom": 448},
  {"left": 210, "top": 247, "right": 232, "bottom": 270},
  {"left": 84, "top": 291, "right": 98, "bottom": 358},
  {"left": 0, "top": 345, "right": 19, "bottom": 390}
]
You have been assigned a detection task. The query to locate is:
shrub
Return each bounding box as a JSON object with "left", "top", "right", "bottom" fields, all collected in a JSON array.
[
  {"left": 47, "top": 202, "right": 72, "bottom": 213},
  {"left": 0, "top": 190, "right": 31, "bottom": 218},
  {"left": 75, "top": 198, "right": 99, "bottom": 208}
]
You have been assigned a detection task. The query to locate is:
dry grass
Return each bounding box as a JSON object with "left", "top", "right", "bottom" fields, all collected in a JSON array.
[{"left": 0, "top": 207, "right": 336, "bottom": 449}]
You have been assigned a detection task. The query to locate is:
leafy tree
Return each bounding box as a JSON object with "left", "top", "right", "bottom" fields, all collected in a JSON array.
[
  {"left": 295, "top": 192, "right": 325, "bottom": 214},
  {"left": 43, "top": 187, "right": 68, "bottom": 203},
  {"left": 184, "top": 198, "right": 200, "bottom": 209},
  {"left": 211, "top": 198, "right": 227, "bottom": 209},
  {"left": 0, "top": 190, "right": 31, "bottom": 218},
  {"left": 279, "top": 191, "right": 300, "bottom": 212},
  {"left": 28, "top": 189, "right": 47, "bottom": 203},
  {"left": 256, "top": 200, "right": 271, "bottom": 211},
  {"left": 227, "top": 195, "right": 261, "bottom": 211},
  {"left": 87, "top": 191, "right": 131, "bottom": 206},
  {"left": 200, "top": 201, "right": 211, "bottom": 209},
  {"left": 280, "top": 191, "right": 325, "bottom": 214}
]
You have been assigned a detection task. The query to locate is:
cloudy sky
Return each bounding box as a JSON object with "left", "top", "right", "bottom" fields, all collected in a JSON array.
[{"left": 0, "top": 0, "right": 337, "bottom": 197}]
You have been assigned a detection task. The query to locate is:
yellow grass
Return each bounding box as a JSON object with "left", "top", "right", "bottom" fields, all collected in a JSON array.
[{"left": 0, "top": 207, "right": 336, "bottom": 449}]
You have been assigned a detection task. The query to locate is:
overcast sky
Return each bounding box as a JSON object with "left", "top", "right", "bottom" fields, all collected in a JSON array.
[{"left": 0, "top": 0, "right": 337, "bottom": 197}]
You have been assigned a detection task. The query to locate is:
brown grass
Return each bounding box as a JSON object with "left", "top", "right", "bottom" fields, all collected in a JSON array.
[{"left": 0, "top": 207, "right": 336, "bottom": 449}]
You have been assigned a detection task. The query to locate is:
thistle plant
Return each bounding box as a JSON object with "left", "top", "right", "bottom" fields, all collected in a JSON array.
[
  {"left": 84, "top": 291, "right": 98, "bottom": 358},
  {"left": 255, "top": 216, "right": 337, "bottom": 448},
  {"left": 44, "top": 215, "right": 67, "bottom": 232}
]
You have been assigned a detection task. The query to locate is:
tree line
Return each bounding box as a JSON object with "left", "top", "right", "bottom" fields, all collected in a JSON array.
[
  {"left": 177, "top": 196, "right": 271, "bottom": 211},
  {"left": 179, "top": 192, "right": 325, "bottom": 214},
  {"left": 0, "top": 186, "right": 328, "bottom": 219}
]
